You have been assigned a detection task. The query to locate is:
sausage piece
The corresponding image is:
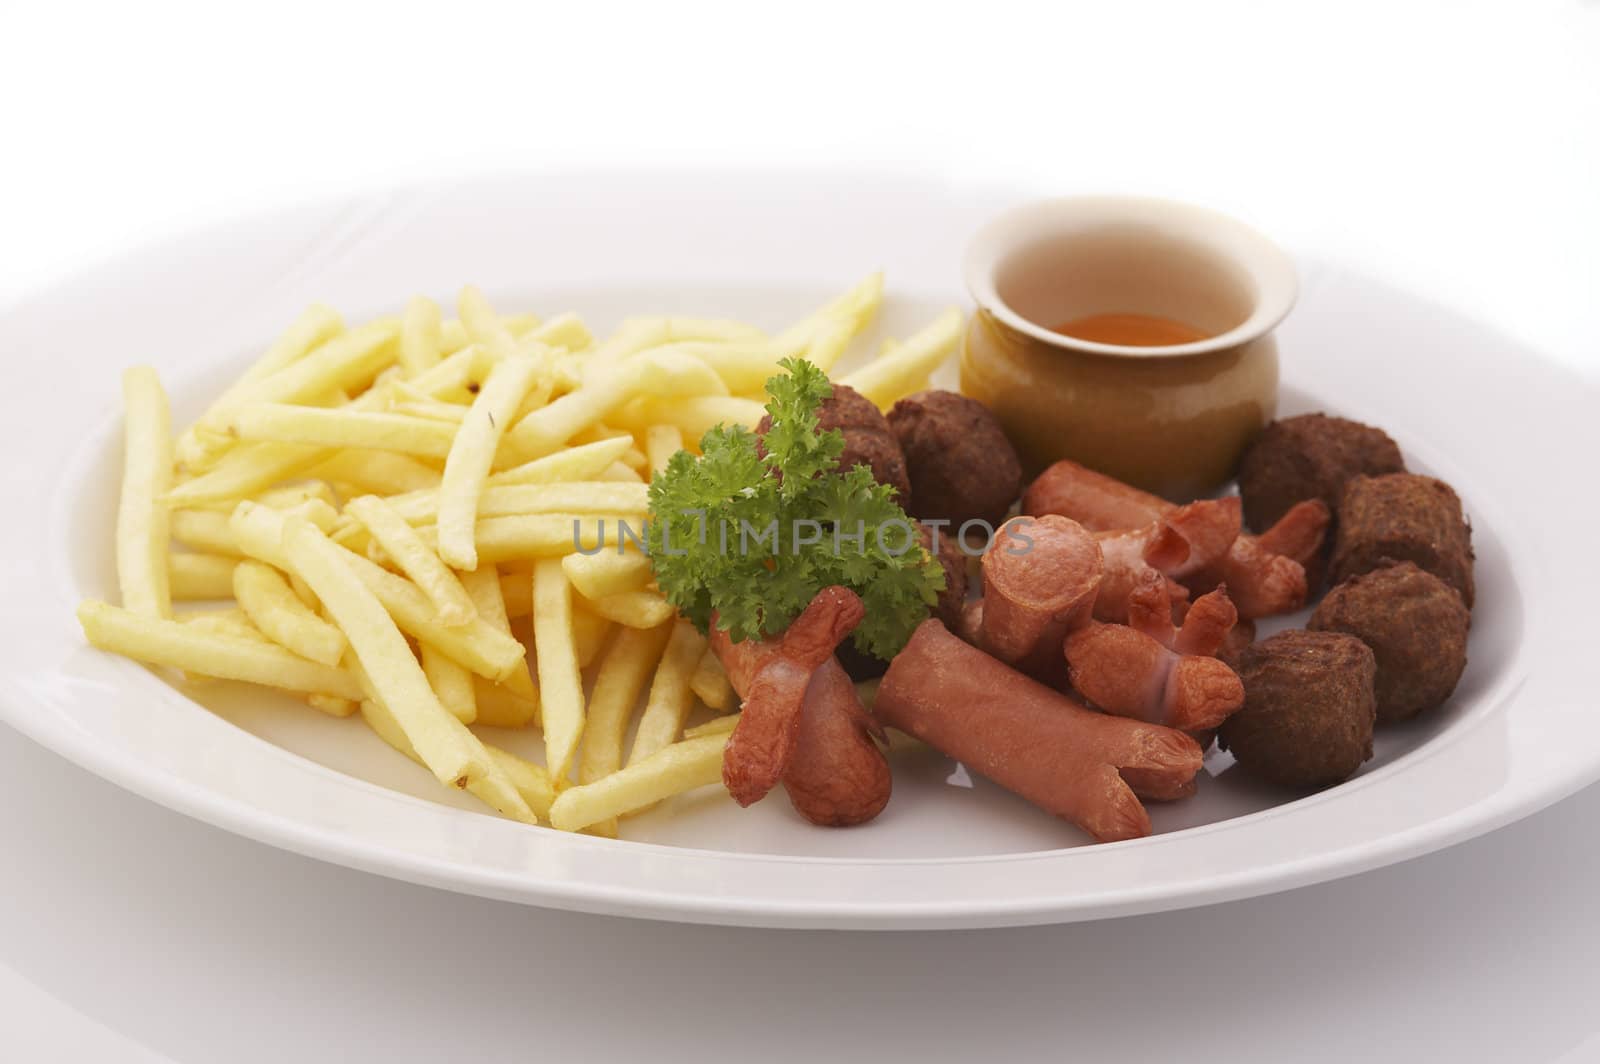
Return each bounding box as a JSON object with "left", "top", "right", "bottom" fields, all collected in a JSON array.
[
  {"left": 978, "top": 514, "right": 1102, "bottom": 679},
  {"left": 875, "top": 619, "right": 1204, "bottom": 843},
  {"left": 710, "top": 587, "right": 864, "bottom": 806}
]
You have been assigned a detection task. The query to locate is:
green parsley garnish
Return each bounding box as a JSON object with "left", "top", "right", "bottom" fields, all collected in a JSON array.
[{"left": 647, "top": 358, "right": 944, "bottom": 660}]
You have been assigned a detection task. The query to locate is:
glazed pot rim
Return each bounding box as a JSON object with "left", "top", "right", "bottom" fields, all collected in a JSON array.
[{"left": 963, "top": 194, "right": 1299, "bottom": 359}]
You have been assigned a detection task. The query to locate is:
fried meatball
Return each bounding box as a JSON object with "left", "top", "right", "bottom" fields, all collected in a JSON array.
[
  {"left": 1237, "top": 413, "right": 1405, "bottom": 532},
  {"left": 1329, "top": 473, "right": 1474, "bottom": 609},
  {"left": 1220, "top": 630, "right": 1376, "bottom": 789},
  {"left": 922, "top": 522, "right": 970, "bottom": 631},
  {"left": 1310, "top": 562, "right": 1469, "bottom": 723},
  {"left": 757, "top": 382, "right": 911, "bottom": 500},
  {"left": 887, "top": 389, "right": 1023, "bottom": 528}
]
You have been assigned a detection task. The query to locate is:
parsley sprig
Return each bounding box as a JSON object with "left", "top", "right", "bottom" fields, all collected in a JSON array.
[{"left": 647, "top": 358, "right": 943, "bottom": 660}]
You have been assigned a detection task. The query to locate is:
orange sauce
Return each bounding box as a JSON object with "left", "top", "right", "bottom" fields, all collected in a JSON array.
[{"left": 1053, "top": 312, "right": 1208, "bottom": 347}]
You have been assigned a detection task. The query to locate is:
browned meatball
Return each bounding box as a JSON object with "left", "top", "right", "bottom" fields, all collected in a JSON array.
[
  {"left": 756, "top": 382, "right": 911, "bottom": 500},
  {"left": 1237, "top": 413, "right": 1404, "bottom": 532},
  {"left": 887, "top": 390, "right": 1022, "bottom": 529},
  {"left": 1220, "top": 630, "right": 1376, "bottom": 789},
  {"left": 1310, "top": 562, "right": 1469, "bottom": 723},
  {"left": 1329, "top": 473, "right": 1474, "bottom": 609},
  {"left": 922, "top": 522, "right": 969, "bottom": 631}
]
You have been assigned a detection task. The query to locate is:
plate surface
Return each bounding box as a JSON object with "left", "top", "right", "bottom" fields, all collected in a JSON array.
[{"left": 1, "top": 172, "right": 1595, "bottom": 928}]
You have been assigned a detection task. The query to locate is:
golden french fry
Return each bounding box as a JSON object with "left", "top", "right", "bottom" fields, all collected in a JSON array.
[
  {"left": 689, "top": 646, "right": 735, "bottom": 711},
  {"left": 644, "top": 424, "right": 684, "bottom": 476},
  {"left": 653, "top": 317, "right": 767, "bottom": 343},
  {"left": 392, "top": 398, "right": 466, "bottom": 423},
  {"left": 169, "top": 552, "right": 238, "bottom": 600},
  {"left": 171, "top": 509, "right": 244, "bottom": 556},
  {"left": 608, "top": 395, "right": 766, "bottom": 440},
  {"left": 232, "top": 559, "right": 348, "bottom": 666},
  {"left": 683, "top": 713, "right": 740, "bottom": 739},
  {"left": 306, "top": 693, "right": 360, "bottom": 718},
  {"left": 839, "top": 307, "right": 963, "bottom": 408},
  {"left": 230, "top": 503, "right": 525, "bottom": 681},
  {"left": 422, "top": 643, "right": 476, "bottom": 724},
  {"left": 570, "top": 606, "right": 613, "bottom": 669},
  {"left": 773, "top": 272, "right": 884, "bottom": 349},
  {"left": 533, "top": 559, "right": 585, "bottom": 778},
  {"left": 313, "top": 450, "right": 441, "bottom": 496},
  {"left": 167, "top": 441, "right": 331, "bottom": 506},
  {"left": 586, "top": 589, "right": 675, "bottom": 630},
  {"left": 470, "top": 676, "right": 540, "bottom": 728},
  {"left": 522, "top": 311, "right": 592, "bottom": 353},
  {"left": 628, "top": 618, "right": 708, "bottom": 766},
  {"left": 346, "top": 495, "right": 476, "bottom": 626},
  {"left": 561, "top": 549, "right": 653, "bottom": 601},
  {"left": 399, "top": 296, "right": 443, "bottom": 376},
  {"left": 116, "top": 367, "right": 174, "bottom": 618},
  {"left": 77, "top": 600, "right": 362, "bottom": 699},
  {"left": 458, "top": 286, "right": 533, "bottom": 362},
  {"left": 230, "top": 404, "right": 458, "bottom": 459},
  {"left": 172, "top": 346, "right": 484, "bottom": 507},
  {"left": 498, "top": 570, "right": 534, "bottom": 620},
  {"left": 178, "top": 608, "right": 267, "bottom": 642},
  {"left": 483, "top": 744, "right": 560, "bottom": 821},
  {"left": 436, "top": 353, "right": 544, "bottom": 570},
  {"left": 579, "top": 622, "right": 672, "bottom": 834},
  {"left": 356, "top": 695, "right": 533, "bottom": 823},
  {"left": 596, "top": 462, "right": 644, "bottom": 483},
  {"left": 281, "top": 516, "right": 493, "bottom": 791},
  {"left": 424, "top": 514, "right": 625, "bottom": 563},
  {"left": 173, "top": 497, "right": 337, "bottom": 556},
  {"left": 550, "top": 733, "right": 728, "bottom": 833},
  {"left": 498, "top": 350, "right": 727, "bottom": 466},
  {"left": 383, "top": 481, "right": 649, "bottom": 526},
  {"left": 803, "top": 316, "right": 854, "bottom": 372},
  {"left": 254, "top": 481, "right": 338, "bottom": 510},
  {"left": 459, "top": 566, "right": 538, "bottom": 707},
  {"left": 215, "top": 318, "right": 399, "bottom": 415},
  {"left": 176, "top": 304, "right": 345, "bottom": 470},
  {"left": 488, "top": 437, "right": 634, "bottom": 487}
]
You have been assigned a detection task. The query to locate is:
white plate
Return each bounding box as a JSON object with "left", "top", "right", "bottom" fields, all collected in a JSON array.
[{"left": 1, "top": 172, "right": 1594, "bottom": 929}]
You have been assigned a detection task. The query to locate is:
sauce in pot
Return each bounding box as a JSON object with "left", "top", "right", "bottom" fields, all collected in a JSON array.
[{"left": 1053, "top": 313, "right": 1208, "bottom": 348}]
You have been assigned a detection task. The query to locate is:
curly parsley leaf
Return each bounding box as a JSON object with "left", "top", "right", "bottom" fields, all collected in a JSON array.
[{"left": 646, "top": 358, "right": 944, "bottom": 659}]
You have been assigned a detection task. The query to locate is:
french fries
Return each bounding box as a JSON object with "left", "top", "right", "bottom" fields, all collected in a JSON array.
[
  {"left": 78, "top": 281, "right": 958, "bottom": 839},
  {"left": 231, "top": 404, "right": 459, "bottom": 458},
  {"left": 585, "top": 588, "right": 676, "bottom": 629},
  {"left": 399, "top": 296, "right": 443, "bottom": 376},
  {"left": 116, "top": 367, "right": 174, "bottom": 618},
  {"left": 437, "top": 353, "right": 543, "bottom": 570},
  {"left": 232, "top": 560, "right": 347, "bottom": 666},
  {"left": 644, "top": 424, "right": 684, "bottom": 476},
  {"left": 280, "top": 516, "right": 499, "bottom": 793},
  {"left": 561, "top": 549, "right": 653, "bottom": 600},
  {"left": 346, "top": 495, "right": 476, "bottom": 626},
  {"left": 550, "top": 733, "right": 729, "bottom": 833},
  {"left": 690, "top": 646, "right": 735, "bottom": 712},
  {"left": 169, "top": 552, "right": 238, "bottom": 600},
  {"left": 570, "top": 607, "right": 613, "bottom": 669},
  {"left": 78, "top": 600, "right": 361, "bottom": 699},
  {"left": 628, "top": 618, "right": 709, "bottom": 766},
  {"left": 532, "top": 559, "right": 586, "bottom": 778},
  {"left": 683, "top": 713, "right": 741, "bottom": 739},
  {"left": 578, "top": 622, "right": 672, "bottom": 835},
  {"left": 839, "top": 306, "right": 963, "bottom": 408},
  {"left": 421, "top": 644, "right": 477, "bottom": 724}
]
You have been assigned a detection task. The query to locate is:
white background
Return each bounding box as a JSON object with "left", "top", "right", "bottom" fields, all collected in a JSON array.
[{"left": 3, "top": 2, "right": 1598, "bottom": 1061}]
